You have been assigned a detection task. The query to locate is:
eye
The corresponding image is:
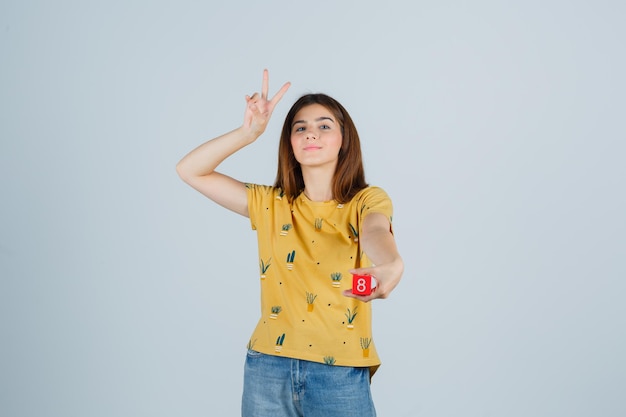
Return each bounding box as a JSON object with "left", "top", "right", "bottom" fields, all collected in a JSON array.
[
  {"left": 320, "top": 124, "right": 330, "bottom": 130},
  {"left": 294, "top": 126, "right": 305, "bottom": 132}
]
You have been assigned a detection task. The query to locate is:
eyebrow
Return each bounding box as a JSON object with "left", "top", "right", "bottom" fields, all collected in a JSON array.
[{"left": 292, "top": 116, "right": 335, "bottom": 128}]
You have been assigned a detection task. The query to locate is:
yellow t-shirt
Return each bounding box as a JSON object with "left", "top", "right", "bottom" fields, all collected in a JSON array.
[{"left": 246, "top": 184, "right": 393, "bottom": 374}]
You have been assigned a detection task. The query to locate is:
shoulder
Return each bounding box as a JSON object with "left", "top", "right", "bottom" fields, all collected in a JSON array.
[
  {"left": 245, "top": 183, "right": 272, "bottom": 192},
  {"left": 246, "top": 184, "right": 290, "bottom": 212},
  {"left": 245, "top": 183, "right": 285, "bottom": 198},
  {"left": 353, "top": 186, "right": 392, "bottom": 203},
  {"left": 351, "top": 186, "right": 393, "bottom": 217}
]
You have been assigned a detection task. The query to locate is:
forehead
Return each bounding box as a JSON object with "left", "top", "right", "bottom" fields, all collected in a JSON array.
[{"left": 293, "top": 103, "right": 334, "bottom": 121}]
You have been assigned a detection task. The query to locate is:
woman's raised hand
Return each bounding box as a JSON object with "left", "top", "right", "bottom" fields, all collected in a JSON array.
[{"left": 243, "top": 69, "right": 291, "bottom": 137}]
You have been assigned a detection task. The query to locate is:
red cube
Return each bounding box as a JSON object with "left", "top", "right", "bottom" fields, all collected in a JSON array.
[{"left": 352, "top": 274, "right": 376, "bottom": 296}]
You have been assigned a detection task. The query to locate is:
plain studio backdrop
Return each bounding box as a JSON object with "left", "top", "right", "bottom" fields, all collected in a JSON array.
[{"left": 1, "top": 1, "right": 624, "bottom": 416}]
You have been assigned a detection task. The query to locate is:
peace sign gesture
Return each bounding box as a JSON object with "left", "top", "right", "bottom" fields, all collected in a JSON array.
[{"left": 243, "top": 69, "right": 291, "bottom": 138}]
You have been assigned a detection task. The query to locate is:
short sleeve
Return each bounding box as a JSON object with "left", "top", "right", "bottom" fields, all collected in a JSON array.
[
  {"left": 356, "top": 186, "right": 394, "bottom": 228},
  {"left": 245, "top": 183, "right": 278, "bottom": 230}
]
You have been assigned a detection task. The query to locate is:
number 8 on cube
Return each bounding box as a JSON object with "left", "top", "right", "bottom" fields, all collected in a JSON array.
[{"left": 352, "top": 274, "right": 377, "bottom": 296}]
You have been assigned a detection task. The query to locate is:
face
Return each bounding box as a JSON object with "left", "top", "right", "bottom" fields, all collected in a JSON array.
[{"left": 290, "top": 104, "right": 343, "bottom": 169}]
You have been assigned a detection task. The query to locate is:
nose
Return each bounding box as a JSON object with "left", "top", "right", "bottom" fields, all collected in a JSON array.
[{"left": 306, "top": 130, "right": 317, "bottom": 140}]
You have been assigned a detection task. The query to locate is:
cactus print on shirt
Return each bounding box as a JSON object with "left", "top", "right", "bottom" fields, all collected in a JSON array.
[{"left": 245, "top": 185, "right": 393, "bottom": 375}]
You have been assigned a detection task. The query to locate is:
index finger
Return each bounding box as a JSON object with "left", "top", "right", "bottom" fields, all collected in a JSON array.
[{"left": 270, "top": 81, "right": 291, "bottom": 106}]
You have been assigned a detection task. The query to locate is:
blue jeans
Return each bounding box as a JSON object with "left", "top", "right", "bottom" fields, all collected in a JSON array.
[{"left": 242, "top": 350, "right": 376, "bottom": 417}]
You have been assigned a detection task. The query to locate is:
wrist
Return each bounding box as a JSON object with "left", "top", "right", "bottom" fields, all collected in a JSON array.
[{"left": 237, "top": 126, "right": 262, "bottom": 144}]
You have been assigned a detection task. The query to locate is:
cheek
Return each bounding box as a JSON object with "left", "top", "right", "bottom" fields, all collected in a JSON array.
[
  {"left": 289, "top": 137, "right": 302, "bottom": 160},
  {"left": 333, "top": 135, "right": 344, "bottom": 151}
]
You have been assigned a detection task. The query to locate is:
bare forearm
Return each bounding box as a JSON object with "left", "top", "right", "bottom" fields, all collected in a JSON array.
[
  {"left": 176, "top": 126, "right": 258, "bottom": 180},
  {"left": 348, "top": 210, "right": 405, "bottom": 300},
  {"left": 175, "top": 70, "right": 289, "bottom": 215},
  {"left": 361, "top": 228, "right": 403, "bottom": 270}
]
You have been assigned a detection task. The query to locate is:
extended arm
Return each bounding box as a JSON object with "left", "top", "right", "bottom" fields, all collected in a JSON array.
[
  {"left": 176, "top": 70, "right": 290, "bottom": 216},
  {"left": 344, "top": 213, "right": 404, "bottom": 301}
]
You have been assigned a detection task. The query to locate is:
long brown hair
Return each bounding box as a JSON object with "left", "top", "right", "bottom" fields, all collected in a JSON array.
[{"left": 274, "top": 93, "right": 368, "bottom": 203}]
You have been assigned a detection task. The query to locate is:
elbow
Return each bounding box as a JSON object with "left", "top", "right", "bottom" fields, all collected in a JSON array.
[
  {"left": 396, "top": 255, "right": 405, "bottom": 276},
  {"left": 175, "top": 160, "right": 191, "bottom": 183},
  {"left": 385, "top": 253, "right": 404, "bottom": 276}
]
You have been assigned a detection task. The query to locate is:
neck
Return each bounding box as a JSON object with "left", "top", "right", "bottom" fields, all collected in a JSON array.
[{"left": 301, "top": 165, "right": 335, "bottom": 202}]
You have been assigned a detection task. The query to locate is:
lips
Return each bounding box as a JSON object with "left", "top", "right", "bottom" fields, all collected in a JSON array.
[{"left": 304, "top": 146, "right": 322, "bottom": 151}]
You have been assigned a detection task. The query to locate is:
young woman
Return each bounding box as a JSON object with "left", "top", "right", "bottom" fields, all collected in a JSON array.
[{"left": 176, "top": 70, "right": 403, "bottom": 417}]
